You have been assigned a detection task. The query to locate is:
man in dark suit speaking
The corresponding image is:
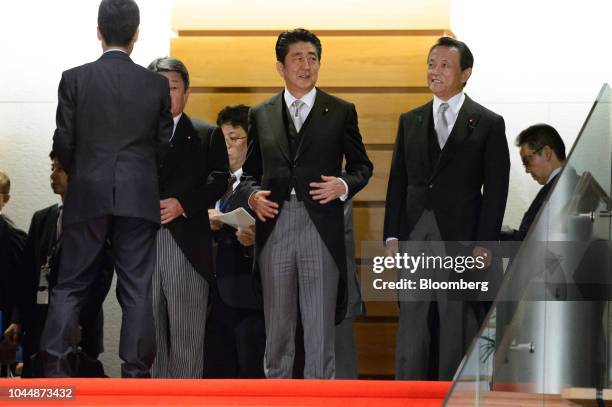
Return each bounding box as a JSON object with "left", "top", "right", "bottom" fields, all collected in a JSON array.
[
  {"left": 40, "top": 0, "right": 173, "bottom": 378},
  {"left": 244, "top": 28, "right": 373, "bottom": 379},
  {"left": 384, "top": 37, "right": 510, "bottom": 380}
]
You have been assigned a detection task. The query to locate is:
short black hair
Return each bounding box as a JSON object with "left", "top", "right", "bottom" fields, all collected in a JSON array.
[
  {"left": 428, "top": 36, "right": 474, "bottom": 71},
  {"left": 216, "top": 105, "right": 250, "bottom": 132},
  {"left": 147, "top": 57, "right": 190, "bottom": 89},
  {"left": 275, "top": 28, "right": 322, "bottom": 63},
  {"left": 0, "top": 171, "right": 10, "bottom": 194},
  {"left": 515, "top": 123, "right": 566, "bottom": 161},
  {"left": 97, "top": 0, "right": 140, "bottom": 47}
]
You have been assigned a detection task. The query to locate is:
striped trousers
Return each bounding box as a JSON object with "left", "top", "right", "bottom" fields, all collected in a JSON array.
[
  {"left": 259, "top": 197, "right": 338, "bottom": 379},
  {"left": 151, "top": 228, "right": 209, "bottom": 378}
]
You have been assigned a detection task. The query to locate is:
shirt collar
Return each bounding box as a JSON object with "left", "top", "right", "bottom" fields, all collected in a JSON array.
[
  {"left": 231, "top": 168, "right": 243, "bottom": 191},
  {"left": 433, "top": 91, "right": 465, "bottom": 116},
  {"left": 283, "top": 87, "right": 317, "bottom": 109},
  {"left": 547, "top": 166, "right": 563, "bottom": 184},
  {"left": 232, "top": 168, "right": 243, "bottom": 180},
  {"left": 173, "top": 113, "right": 182, "bottom": 129},
  {"left": 103, "top": 48, "right": 128, "bottom": 55}
]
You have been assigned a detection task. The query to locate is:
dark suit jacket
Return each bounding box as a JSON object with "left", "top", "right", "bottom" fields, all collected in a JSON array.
[
  {"left": 213, "top": 179, "right": 260, "bottom": 309},
  {"left": 243, "top": 89, "right": 373, "bottom": 322},
  {"left": 384, "top": 95, "right": 510, "bottom": 243},
  {"left": 511, "top": 174, "right": 559, "bottom": 241},
  {"left": 52, "top": 50, "right": 173, "bottom": 226},
  {"left": 0, "top": 215, "right": 26, "bottom": 328},
  {"left": 16, "top": 204, "right": 61, "bottom": 326},
  {"left": 158, "top": 114, "right": 229, "bottom": 283}
]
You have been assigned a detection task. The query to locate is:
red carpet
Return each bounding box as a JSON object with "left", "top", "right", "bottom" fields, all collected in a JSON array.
[{"left": 0, "top": 379, "right": 451, "bottom": 406}]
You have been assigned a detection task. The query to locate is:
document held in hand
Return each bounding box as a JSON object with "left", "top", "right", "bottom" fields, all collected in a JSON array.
[{"left": 210, "top": 207, "right": 256, "bottom": 229}]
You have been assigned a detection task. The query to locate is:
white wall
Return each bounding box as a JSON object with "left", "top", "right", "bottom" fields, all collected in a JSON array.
[
  {"left": 450, "top": 0, "right": 612, "bottom": 224},
  {"left": 0, "top": 0, "right": 173, "bottom": 229},
  {"left": 1, "top": 0, "right": 610, "bottom": 377}
]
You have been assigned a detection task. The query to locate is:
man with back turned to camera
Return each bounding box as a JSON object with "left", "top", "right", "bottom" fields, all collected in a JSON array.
[
  {"left": 384, "top": 37, "right": 510, "bottom": 380},
  {"left": 40, "top": 0, "right": 173, "bottom": 378}
]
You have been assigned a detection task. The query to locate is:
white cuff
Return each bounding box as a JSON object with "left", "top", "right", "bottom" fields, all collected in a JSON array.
[
  {"left": 338, "top": 178, "right": 349, "bottom": 202},
  {"left": 248, "top": 191, "right": 257, "bottom": 210}
]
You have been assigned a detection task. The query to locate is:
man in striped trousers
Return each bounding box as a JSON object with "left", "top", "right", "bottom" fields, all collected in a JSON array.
[{"left": 147, "top": 57, "right": 229, "bottom": 378}]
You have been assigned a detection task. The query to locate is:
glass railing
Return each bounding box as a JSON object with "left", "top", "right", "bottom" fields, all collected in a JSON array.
[{"left": 444, "top": 83, "right": 612, "bottom": 406}]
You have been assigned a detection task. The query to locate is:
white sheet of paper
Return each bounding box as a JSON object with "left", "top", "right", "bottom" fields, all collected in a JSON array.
[{"left": 211, "top": 207, "right": 255, "bottom": 229}]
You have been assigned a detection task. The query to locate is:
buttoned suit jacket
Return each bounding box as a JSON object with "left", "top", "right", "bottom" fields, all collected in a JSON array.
[
  {"left": 384, "top": 95, "right": 510, "bottom": 244},
  {"left": 52, "top": 50, "right": 173, "bottom": 227},
  {"left": 158, "top": 114, "right": 229, "bottom": 283},
  {"left": 243, "top": 89, "right": 373, "bottom": 322},
  {"left": 213, "top": 179, "right": 260, "bottom": 310}
]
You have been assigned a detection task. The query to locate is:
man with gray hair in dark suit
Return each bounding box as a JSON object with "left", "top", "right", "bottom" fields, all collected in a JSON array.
[{"left": 147, "top": 56, "right": 228, "bottom": 378}]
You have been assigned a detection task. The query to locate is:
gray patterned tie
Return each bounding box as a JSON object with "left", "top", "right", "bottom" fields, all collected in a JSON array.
[
  {"left": 436, "top": 102, "right": 450, "bottom": 148},
  {"left": 291, "top": 99, "right": 304, "bottom": 132}
]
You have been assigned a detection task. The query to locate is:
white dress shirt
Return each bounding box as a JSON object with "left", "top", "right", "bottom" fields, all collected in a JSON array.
[
  {"left": 547, "top": 166, "right": 562, "bottom": 184},
  {"left": 170, "top": 113, "right": 182, "bottom": 142},
  {"left": 432, "top": 91, "right": 465, "bottom": 137}
]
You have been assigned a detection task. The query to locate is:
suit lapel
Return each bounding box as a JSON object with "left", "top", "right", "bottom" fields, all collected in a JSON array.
[
  {"left": 265, "top": 93, "right": 291, "bottom": 164},
  {"left": 161, "top": 114, "right": 195, "bottom": 178},
  {"left": 415, "top": 102, "right": 434, "bottom": 180},
  {"left": 430, "top": 94, "right": 481, "bottom": 181}
]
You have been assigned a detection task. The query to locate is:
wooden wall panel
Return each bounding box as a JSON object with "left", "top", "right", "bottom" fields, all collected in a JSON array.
[
  {"left": 172, "top": 36, "right": 439, "bottom": 88},
  {"left": 185, "top": 92, "right": 273, "bottom": 124},
  {"left": 364, "top": 301, "right": 399, "bottom": 317},
  {"left": 354, "top": 206, "right": 384, "bottom": 258},
  {"left": 355, "top": 321, "right": 396, "bottom": 377},
  {"left": 186, "top": 93, "right": 431, "bottom": 144},
  {"left": 171, "top": 1, "right": 451, "bottom": 31},
  {"left": 354, "top": 150, "right": 392, "bottom": 202}
]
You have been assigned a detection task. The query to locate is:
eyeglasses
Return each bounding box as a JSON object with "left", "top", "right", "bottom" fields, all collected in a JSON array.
[
  {"left": 225, "top": 136, "right": 247, "bottom": 143},
  {"left": 521, "top": 146, "right": 544, "bottom": 167}
]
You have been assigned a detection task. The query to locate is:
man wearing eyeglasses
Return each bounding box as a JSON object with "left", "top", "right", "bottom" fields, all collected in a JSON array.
[
  {"left": 206, "top": 104, "right": 266, "bottom": 378},
  {"left": 507, "top": 124, "right": 566, "bottom": 241}
]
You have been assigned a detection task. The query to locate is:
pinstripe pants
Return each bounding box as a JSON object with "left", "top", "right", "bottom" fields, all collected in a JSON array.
[
  {"left": 259, "top": 197, "right": 338, "bottom": 379},
  {"left": 151, "top": 228, "right": 209, "bottom": 378}
]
